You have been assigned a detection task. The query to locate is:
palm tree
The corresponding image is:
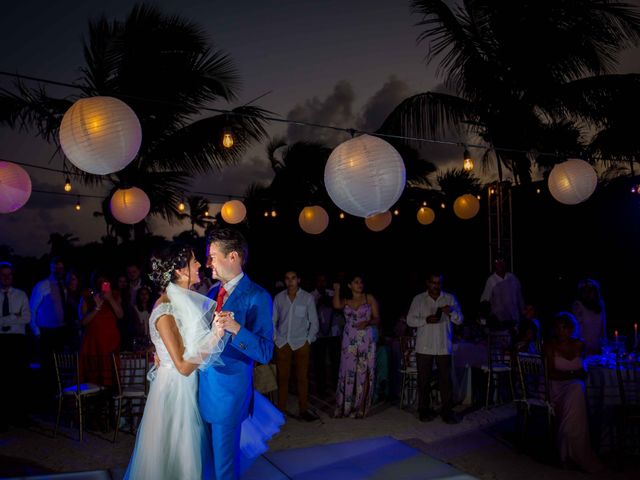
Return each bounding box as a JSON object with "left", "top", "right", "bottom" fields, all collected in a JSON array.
[
  {"left": 178, "top": 195, "right": 214, "bottom": 235},
  {"left": 437, "top": 168, "right": 482, "bottom": 201},
  {"left": 380, "top": 0, "right": 640, "bottom": 184},
  {"left": 0, "top": 3, "right": 268, "bottom": 236}
]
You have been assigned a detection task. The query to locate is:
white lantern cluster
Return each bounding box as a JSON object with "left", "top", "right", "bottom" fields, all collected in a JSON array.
[
  {"left": 0, "top": 161, "right": 32, "bottom": 213},
  {"left": 110, "top": 187, "right": 150, "bottom": 224},
  {"left": 365, "top": 211, "right": 392, "bottom": 232},
  {"left": 60, "top": 96, "right": 142, "bottom": 175},
  {"left": 453, "top": 194, "right": 480, "bottom": 220},
  {"left": 324, "top": 134, "right": 406, "bottom": 218},
  {"left": 548, "top": 159, "right": 597, "bottom": 205},
  {"left": 221, "top": 200, "right": 247, "bottom": 224},
  {"left": 298, "top": 206, "right": 329, "bottom": 234}
]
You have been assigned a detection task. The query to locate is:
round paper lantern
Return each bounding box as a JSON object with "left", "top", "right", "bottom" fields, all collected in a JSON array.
[
  {"left": 365, "top": 211, "right": 392, "bottom": 232},
  {"left": 324, "top": 134, "right": 406, "bottom": 218},
  {"left": 417, "top": 206, "right": 435, "bottom": 225},
  {"left": 453, "top": 194, "right": 480, "bottom": 220},
  {"left": 298, "top": 206, "right": 329, "bottom": 234},
  {"left": 60, "top": 96, "right": 142, "bottom": 175},
  {"left": 0, "top": 161, "right": 32, "bottom": 213},
  {"left": 548, "top": 159, "right": 597, "bottom": 205},
  {"left": 221, "top": 200, "right": 246, "bottom": 224},
  {"left": 110, "top": 187, "right": 150, "bottom": 224}
]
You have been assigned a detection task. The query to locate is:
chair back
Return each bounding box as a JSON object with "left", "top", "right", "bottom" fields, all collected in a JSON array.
[
  {"left": 53, "top": 352, "right": 80, "bottom": 396},
  {"left": 400, "top": 335, "right": 417, "bottom": 371},
  {"left": 516, "top": 352, "right": 550, "bottom": 403},
  {"left": 488, "top": 332, "right": 512, "bottom": 367},
  {"left": 113, "top": 351, "right": 149, "bottom": 397},
  {"left": 616, "top": 352, "right": 640, "bottom": 407}
]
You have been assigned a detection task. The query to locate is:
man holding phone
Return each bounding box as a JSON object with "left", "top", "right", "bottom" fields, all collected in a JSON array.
[{"left": 407, "top": 273, "right": 463, "bottom": 424}]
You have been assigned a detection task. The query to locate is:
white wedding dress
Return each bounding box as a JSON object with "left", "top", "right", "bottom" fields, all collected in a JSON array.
[{"left": 124, "top": 284, "right": 283, "bottom": 480}]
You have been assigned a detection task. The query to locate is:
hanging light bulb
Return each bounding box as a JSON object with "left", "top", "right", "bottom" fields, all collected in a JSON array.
[
  {"left": 178, "top": 200, "right": 186, "bottom": 212},
  {"left": 463, "top": 149, "right": 473, "bottom": 171},
  {"left": 75, "top": 198, "right": 81, "bottom": 211},
  {"left": 339, "top": 212, "right": 345, "bottom": 219},
  {"left": 64, "top": 178, "right": 72, "bottom": 192},
  {"left": 204, "top": 210, "right": 209, "bottom": 217},
  {"left": 440, "top": 202, "right": 446, "bottom": 209},
  {"left": 422, "top": 201, "right": 427, "bottom": 207},
  {"left": 264, "top": 211, "right": 269, "bottom": 217},
  {"left": 271, "top": 209, "right": 277, "bottom": 218},
  {"left": 536, "top": 188, "right": 541, "bottom": 194},
  {"left": 476, "top": 194, "right": 481, "bottom": 200},
  {"left": 222, "top": 131, "right": 234, "bottom": 149},
  {"left": 393, "top": 209, "right": 400, "bottom": 216}
]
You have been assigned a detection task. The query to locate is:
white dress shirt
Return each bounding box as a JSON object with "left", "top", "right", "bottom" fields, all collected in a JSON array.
[
  {"left": 407, "top": 291, "right": 463, "bottom": 355},
  {"left": 273, "top": 288, "right": 319, "bottom": 351},
  {"left": 1, "top": 287, "right": 31, "bottom": 335},
  {"left": 29, "top": 276, "right": 66, "bottom": 335},
  {"left": 480, "top": 272, "right": 524, "bottom": 323}
]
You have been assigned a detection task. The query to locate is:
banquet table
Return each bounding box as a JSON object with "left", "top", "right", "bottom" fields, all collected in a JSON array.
[{"left": 452, "top": 341, "right": 488, "bottom": 405}]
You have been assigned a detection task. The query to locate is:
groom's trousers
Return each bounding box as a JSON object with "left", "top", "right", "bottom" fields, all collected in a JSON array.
[{"left": 206, "top": 422, "right": 241, "bottom": 480}]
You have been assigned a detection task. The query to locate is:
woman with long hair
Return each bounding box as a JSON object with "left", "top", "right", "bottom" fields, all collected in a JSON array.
[{"left": 333, "top": 274, "right": 380, "bottom": 418}]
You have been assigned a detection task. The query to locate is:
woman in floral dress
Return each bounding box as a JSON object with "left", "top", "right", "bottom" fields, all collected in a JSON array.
[{"left": 333, "top": 275, "right": 380, "bottom": 418}]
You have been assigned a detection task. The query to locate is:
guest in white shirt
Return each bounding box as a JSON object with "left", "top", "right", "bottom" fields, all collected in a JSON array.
[
  {"left": 480, "top": 256, "right": 524, "bottom": 331},
  {"left": 0, "top": 261, "right": 31, "bottom": 429},
  {"left": 273, "top": 270, "right": 319, "bottom": 421},
  {"left": 407, "top": 273, "right": 463, "bottom": 424}
]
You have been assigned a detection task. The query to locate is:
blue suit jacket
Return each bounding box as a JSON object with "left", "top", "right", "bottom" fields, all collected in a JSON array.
[{"left": 198, "top": 274, "right": 273, "bottom": 426}]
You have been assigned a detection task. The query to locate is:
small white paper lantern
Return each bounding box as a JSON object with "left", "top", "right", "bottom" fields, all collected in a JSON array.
[
  {"left": 221, "top": 200, "right": 247, "bottom": 224},
  {"left": 365, "top": 211, "right": 392, "bottom": 232},
  {"left": 324, "top": 134, "right": 406, "bottom": 218},
  {"left": 417, "top": 206, "right": 435, "bottom": 225},
  {"left": 60, "top": 96, "right": 142, "bottom": 175},
  {"left": 453, "top": 194, "right": 480, "bottom": 220},
  {"left": 110, "top": 187, "right": 150, "bottom": 224},
  {"left": 298, "top": 205, "right": 329, "bottom": 234},
  {"left": 0, "top": 161, "right": 32, "bottom": 213},
  {"left": 548, "top": 159, "right": 597, "bottom": 205}
]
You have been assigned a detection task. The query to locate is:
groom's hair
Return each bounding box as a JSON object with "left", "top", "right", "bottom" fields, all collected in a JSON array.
[{"left": 207, "top": 227, "right": 249, "bottom": 266}]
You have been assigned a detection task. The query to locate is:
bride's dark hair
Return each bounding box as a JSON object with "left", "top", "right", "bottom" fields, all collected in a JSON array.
[{"left": 149, "top": 243, "right": 194, "bottom": 290}]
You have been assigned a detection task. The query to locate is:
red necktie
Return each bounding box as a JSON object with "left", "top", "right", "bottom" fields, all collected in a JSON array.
[{"left": 215, "top": 287, "right": 227, "bottom": 313}]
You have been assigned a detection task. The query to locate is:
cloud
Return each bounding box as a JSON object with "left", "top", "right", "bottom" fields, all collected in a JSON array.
[
  {"left": 357, "top": 75, "right": 413, "bottom": 132},
  {"left": 286, "top": 80, "right": 356, "bottom": 147}
]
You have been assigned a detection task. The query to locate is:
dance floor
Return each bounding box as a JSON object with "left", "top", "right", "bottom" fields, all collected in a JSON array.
[{"left": 5, "top": 436, "right": 475, "bottom": 480}]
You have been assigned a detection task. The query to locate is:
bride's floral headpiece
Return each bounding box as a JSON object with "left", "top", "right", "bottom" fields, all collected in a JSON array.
[{"left": 149, "top": 246, "right": 191, "bottom": 290}]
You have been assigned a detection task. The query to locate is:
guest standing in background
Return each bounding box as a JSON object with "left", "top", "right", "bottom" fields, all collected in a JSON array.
[
  {"left": 30, "top": 257, "right": 68, "bottom": 394},
  {"left": 0, "top": 262, "right": 30, "bottom": 430},
  {"left": 333, "top": 274, "right": 380, "bottom": 418},
  {"left": 79, "top": 273, "right": 122, "bottom": 386},
  {"left": 132, "top": 285, "right": 153, "bottom": 350},
  {"left": 572, "top": 279, "right": 606, "bottom": 354},
  {"left": 273, "top": 269, "right": 319, "bottom": 421},
  {"left": 64, "top": 270, "right": 83, "bottom": 352},
  {"left": 407, "top": 273, "right": 463, "bottom": 424},
  {"left": 480, "top": 256, "right": 524, "bottom": 332},
  {"left": 544, "top": 313, "right": 602, "bottom": 473}
]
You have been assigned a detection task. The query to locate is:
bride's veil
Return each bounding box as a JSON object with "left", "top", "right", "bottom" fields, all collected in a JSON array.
[{"left": 166, "top": 282, "right": 229, "bottom": 368}]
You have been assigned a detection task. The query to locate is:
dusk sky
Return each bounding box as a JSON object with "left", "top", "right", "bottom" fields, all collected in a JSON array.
[{"left": 1, "top": 0, "right": 639, "bottom": 255}]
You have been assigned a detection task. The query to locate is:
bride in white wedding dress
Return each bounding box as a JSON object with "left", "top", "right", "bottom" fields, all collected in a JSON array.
[{"left": 124, "top": 244, "right": 282, "bottom": 479}]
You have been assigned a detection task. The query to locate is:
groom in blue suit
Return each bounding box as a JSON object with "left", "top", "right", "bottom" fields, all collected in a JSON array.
[{"left": 200, "top": 227, "right": 274, "bottom": 479}]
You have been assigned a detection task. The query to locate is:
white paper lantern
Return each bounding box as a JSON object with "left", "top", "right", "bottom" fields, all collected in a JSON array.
[
  {"left": 453, "top": 194, "right": 480, "bottom": 220},
  {"left": 110, "top": 187, "right": 150, "bottom": 224},
  {"left": 221, "top": 200, "right": 247, "bottom": 224},
  {"left": 417, "top": 206, "right": 435, "bottom": 225},
  {"left": 0, "top": 161, "right": 32, "bottom": 213},
  {"left": 548, "top": 159, "right": 597, "bottom": 205},
  {"left": 60, "top": 96, "right": 142, "bottom": 175},
  {"left": 298, "top": 206, "right": 329, "bottom": 234},
  {"left": 365, "top": 211, "right": 392, "bottom": 232},
  {"left": 324, "top": 134, "right": 406, "bottom": 218}
]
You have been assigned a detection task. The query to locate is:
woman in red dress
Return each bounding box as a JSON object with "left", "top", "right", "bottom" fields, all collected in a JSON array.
[{"left": 79, "top": 273, "right": 123, "bottom": 387}]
